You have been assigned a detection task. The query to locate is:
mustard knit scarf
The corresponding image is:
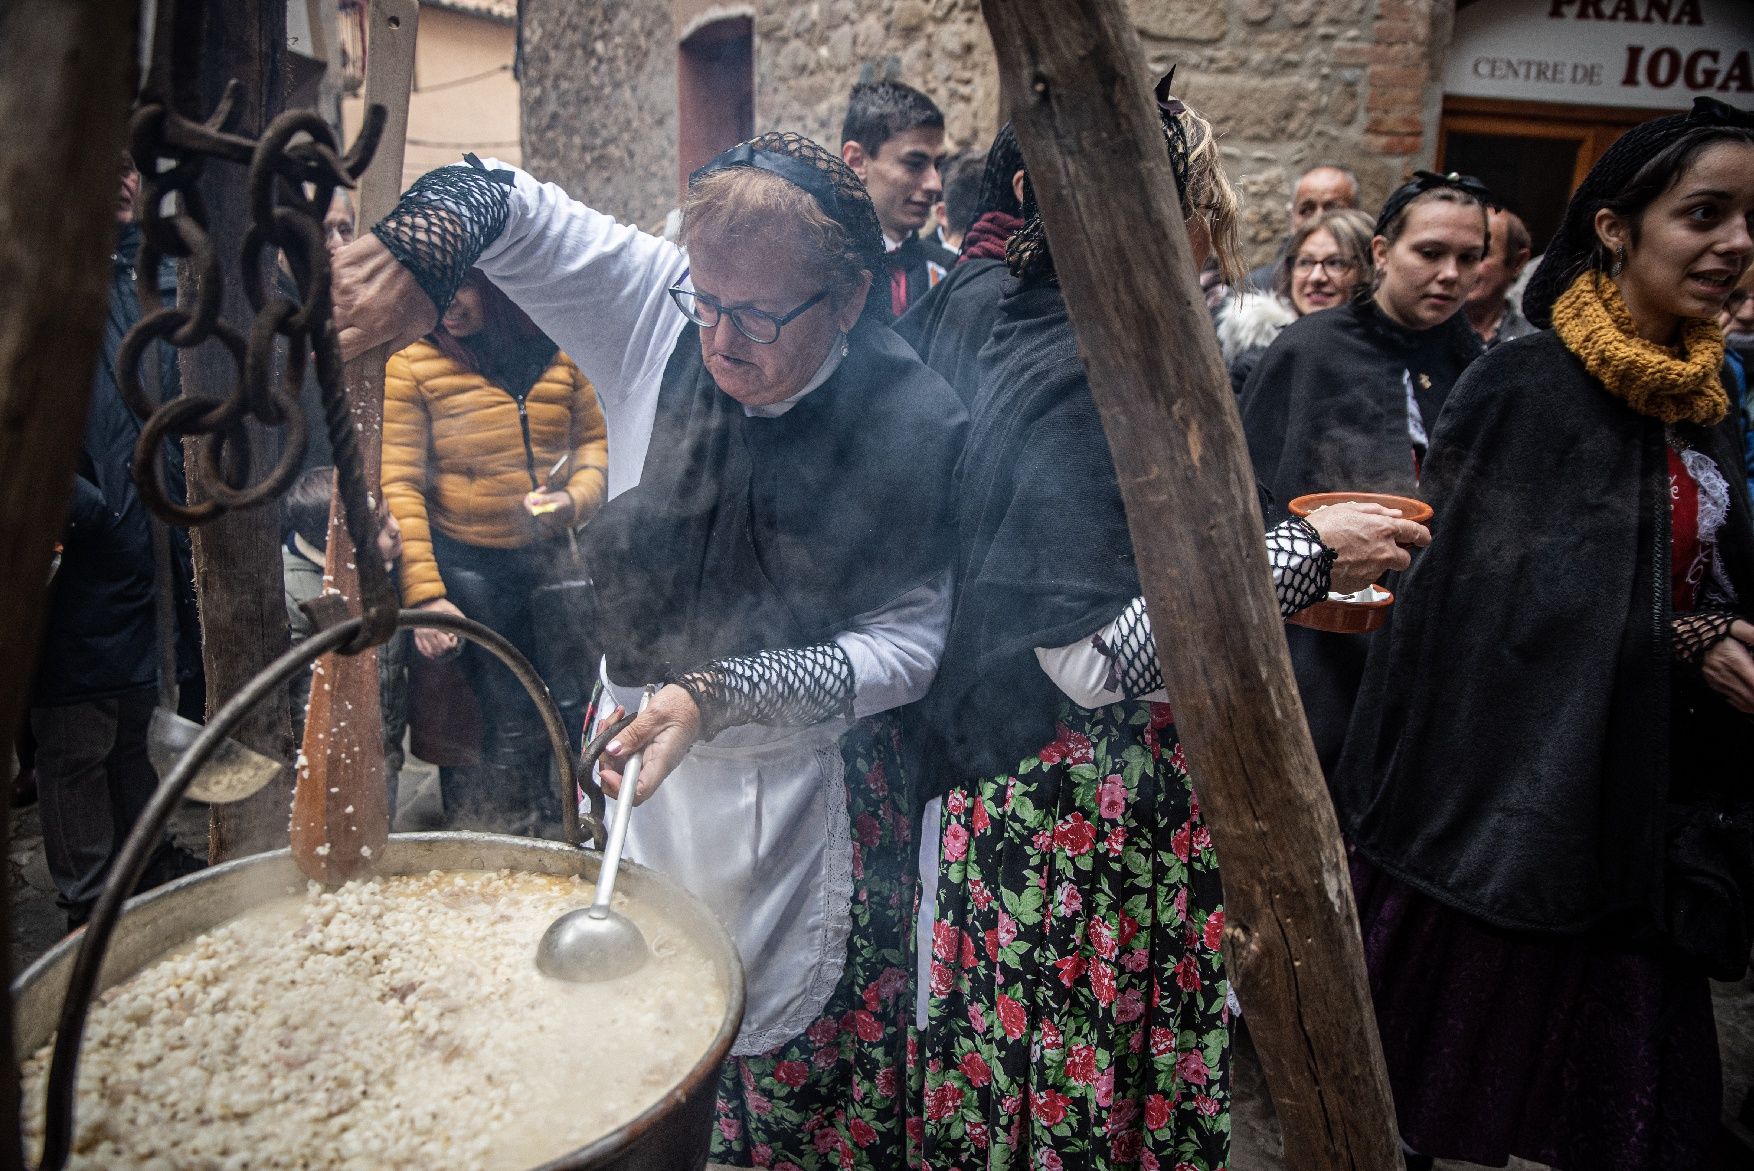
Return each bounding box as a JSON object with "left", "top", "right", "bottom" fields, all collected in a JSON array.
[{"left": 1551, "top": 270, "right": 1727, "bottom": 426}]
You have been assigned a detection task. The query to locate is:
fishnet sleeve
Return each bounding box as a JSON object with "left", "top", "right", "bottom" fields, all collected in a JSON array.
[
  {"left": 1078, "top": 519, "right": 1337, "bottom": 701},
  {"left": 1673, "top": 610, "right": 1738, "bottom": 667},
  {"left": 1269, "top": 517, "right": 1338, "bottom": 617},
  {"left": 1090, "top": 598, "right": 1163, "bottom": 698},
  {"left": 369, "top": 157, "right": 513, "bottom": 316},
  {"left": 670, "top": 643, "right": 856, "bottom": 742}
]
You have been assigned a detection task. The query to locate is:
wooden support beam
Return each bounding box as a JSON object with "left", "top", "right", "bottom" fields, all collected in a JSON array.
[
  {"left": 178, "top": 0, "right": 297, "bottom": 862},
  {"left": 0, "top": 2, "right": 141, "bottom": 1167},
  {"left": 976, "top": 3, "right": 1403, "bottom": 1168},
  {"left": 291, "top": 0, "right": 419, "bottom": 882}
]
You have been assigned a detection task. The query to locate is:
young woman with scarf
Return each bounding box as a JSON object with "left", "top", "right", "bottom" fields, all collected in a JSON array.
[
  {"left": 332, "top": 134, "right": 964, "bottom": 1169},
  {"left": 914, "top": 83, "right": 1431, "bottom": 1171},
  {"left": 1334, "top": 98, "right": 1754, "bottom": 1171},
  {"left": 1239, "top": 173, "right": 1490, "bottom": 777}
]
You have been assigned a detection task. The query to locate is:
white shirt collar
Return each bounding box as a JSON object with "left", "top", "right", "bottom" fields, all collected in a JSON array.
[
  {"left": 883, "top": 233, "right": 904, "bottom": 253},
  {"left": 743, "top": 337, "right": 847, "bottom": 418}
]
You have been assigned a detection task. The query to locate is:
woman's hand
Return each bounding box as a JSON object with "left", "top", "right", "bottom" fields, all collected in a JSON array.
[
  {"left": 1304, "top": 502, "right": 1432, "bottom": 594},
  {"left": 523, "top": 489, "right": 575, "bottom": 535},
  {"left": 1702, "top": 619, "right": 1754, "bottom": 714},
  {"left": 413, "top": 597, "right": 464, "bottom": 660},
  {"left": 332, "top": 234, "right": 438, "bottom": 361},
  {"left": 598, "top": 685, "right": 703, "bottom": 804}
]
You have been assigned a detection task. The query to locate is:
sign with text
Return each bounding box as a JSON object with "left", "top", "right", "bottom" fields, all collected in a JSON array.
[{"left": 1443, "top": 0, "right": 1753, "bottom": 108}]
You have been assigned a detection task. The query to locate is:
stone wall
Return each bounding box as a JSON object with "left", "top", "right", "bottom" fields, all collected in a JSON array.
[
  {"left": 520, "top": 0, "right": 1459, "bottom": 262},
  {"left": 521, "top": 0, "right": 678, "bottom": 230}
]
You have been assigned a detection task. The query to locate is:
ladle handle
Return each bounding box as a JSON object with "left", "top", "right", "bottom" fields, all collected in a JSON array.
[{"left": 591, "top": 687, "right": 652, "bottom": 915}]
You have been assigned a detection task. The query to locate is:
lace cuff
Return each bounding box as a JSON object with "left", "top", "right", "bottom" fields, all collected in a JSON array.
[
  {"left": 1673, "top": 610, "right": 1737, "bottom": 667},
  {"left": 670, "top": 643, "right": 856, "bottom": 741},
  {"left": 1091, "top": 597, "right": 1162, "bottom": 699},
  {"left": 1269, "top": 517, "right": 1337, "bottom": 617},
  {"left": 370, "top": 156, "right": 513, "bottom": 316}
]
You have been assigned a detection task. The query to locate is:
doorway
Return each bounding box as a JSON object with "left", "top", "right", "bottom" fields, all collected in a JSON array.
[
  {"left": 677, "top": 16, "right": 754, "bottom": 197},
  {"left": 1437, "top": 95, "right": 1683, "bottom": 254}
]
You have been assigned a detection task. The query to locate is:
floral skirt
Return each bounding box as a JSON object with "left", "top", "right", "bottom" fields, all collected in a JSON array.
[
  {"left": 710, "top": 714, "right": 917, "bottom": 1169},
  {"left": 912, "top": 700, "right": 1232, "bottom": 1171}
]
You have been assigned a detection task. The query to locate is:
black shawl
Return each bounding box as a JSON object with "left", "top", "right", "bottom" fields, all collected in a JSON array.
[
  {"left": 926, "top": 278, "right": 1140, "bottom": 787},
  {"left": 1334, "top": 329, "right": 1754, "bottom": 936},
  {"left": 1239, "top": 298, "right": 1483, "bottom": 773},
  {"left": 584, "top": 319, "right": 965, "bottom": 683},
  {"left": 893, "top": 257, "right": 1010, "bottom": 408},
  {"left": 1240, "top": 296, "right": 1483, "bottom": 516}
]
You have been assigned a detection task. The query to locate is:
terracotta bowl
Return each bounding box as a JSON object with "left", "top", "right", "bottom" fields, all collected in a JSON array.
[
  {"left": 1286, "top": 491, "right": 1433, "bottom": 526},
  {"left": 1284, "top": 492, "right": 1430, "bottom": 636},
  {"left": 1287, "top": 584, "right": 1395, "bottom": 634}
]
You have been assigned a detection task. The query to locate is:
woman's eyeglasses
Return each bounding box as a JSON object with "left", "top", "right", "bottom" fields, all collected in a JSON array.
[
  {"left": 668, "top": 285, "right": 829, "bottom": 344},
  {"left": 1293, "top": 255, "right": 1357, "bottom": 276}
]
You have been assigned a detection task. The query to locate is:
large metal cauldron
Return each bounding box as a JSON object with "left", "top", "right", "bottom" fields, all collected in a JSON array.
[
  {"left": 13, "top": 611, "right": 745, "bottom": 1170},
  {"left": 13, "top": 833, "right": 745, "bottom": 1170}
]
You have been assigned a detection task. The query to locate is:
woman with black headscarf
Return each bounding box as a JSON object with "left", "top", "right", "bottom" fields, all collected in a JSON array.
[
  {"left": 1335, "top": 98, "right": 1754, "bottom": 1171},
  {"left": 914, "top": 81, "right": 1430, "bottom": 1171},
  {"left": 1239, "top": 172, "right": 1490, "bottom": 777},
  {"left": 894, "top": 123, "right": 1028, "bottom": 405},
  {"left": 333, "top": 134, "right": 964, "bottom": 1167}
]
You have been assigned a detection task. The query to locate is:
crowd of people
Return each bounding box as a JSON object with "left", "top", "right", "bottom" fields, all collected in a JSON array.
[{"left": 27, "top": 63, "right": 1754, "bottom": 1171}]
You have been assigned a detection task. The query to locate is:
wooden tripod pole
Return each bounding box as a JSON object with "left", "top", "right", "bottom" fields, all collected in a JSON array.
[
  {"left": 291, "top": 0, "right": 419, "bottom": 882},
  {"left": 976, "top": 3, "right": 1403, "bottom": 1168},
  {"left": 0, "top": 5, "right": 140, "bottom": 1165}
]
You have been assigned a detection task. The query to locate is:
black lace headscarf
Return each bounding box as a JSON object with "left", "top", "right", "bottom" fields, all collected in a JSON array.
[
  {"left": 1006, "top": 69, "right": 1214, "bottom": 285},
  {"left": 1523, "top": 97, "right": 1754, "bottom": 329},
  {"left": 975, "top": 123, "right": 1026, "bottom": 221},
  {"left": 686, "top": 131, "right": 886, "bottom": 319}
]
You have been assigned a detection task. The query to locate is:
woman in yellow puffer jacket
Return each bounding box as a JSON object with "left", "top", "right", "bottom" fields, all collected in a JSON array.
[{"left": 382, "top": 268, "right": 607, "bottom": 831}]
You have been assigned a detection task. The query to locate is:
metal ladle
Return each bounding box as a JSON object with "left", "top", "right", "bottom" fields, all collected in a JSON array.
[{"left": 537, "top": 687, "right": 654, "bottom": 982}]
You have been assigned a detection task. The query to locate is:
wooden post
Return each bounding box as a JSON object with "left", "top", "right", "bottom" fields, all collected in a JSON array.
[
  {"left": 176, "top": 0, "right": 298, "bottom": 862},
  {"left": 290, "top": 0, "right": 418, "bottom": 882},
  {"left": 0, "top": 3, "right": 140, "bottom": 1167},
  {"left": 976, "top": 3, "right": 1403, "bottom": 1169}
]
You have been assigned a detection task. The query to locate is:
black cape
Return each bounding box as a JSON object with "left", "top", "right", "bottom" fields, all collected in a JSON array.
[
  {"left": 1334, "top": 329, "right": 1754, "bottom": 936},
  {"left": 926, "top": 278, "right": 1141, "bottom": 788},
  {"left": 893, "top": 258, "right": 1010, "bottom": 408},
  {"left": 584, "top": 319, "right": 965, "bottom": 683},
  {"left": 1239, "top": 298, "right": 1483, "bottom": 773}
]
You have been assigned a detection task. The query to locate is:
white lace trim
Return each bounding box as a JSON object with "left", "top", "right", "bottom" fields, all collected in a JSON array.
[
  {"left": 1681, "top": 445, "right": 1731, "bottom": 546},
  {"left": 1680, "top": 445, "right": 1740, "bottom": 605}
]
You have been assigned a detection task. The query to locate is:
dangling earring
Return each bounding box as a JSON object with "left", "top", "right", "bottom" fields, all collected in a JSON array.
[
  {"left": 1608, "top": 244, "right": 1627, "bottom": 279},
  {"left": 838, "top": 331, "right": 849, "bottom": 359}
]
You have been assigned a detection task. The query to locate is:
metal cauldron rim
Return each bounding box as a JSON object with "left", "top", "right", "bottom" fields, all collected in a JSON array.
[{"left": 13, "top": 831, "right": 747, "bottom": 1171}]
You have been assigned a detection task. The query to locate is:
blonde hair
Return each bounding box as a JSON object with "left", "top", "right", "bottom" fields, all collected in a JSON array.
[
  {"left": 680, "top": 169, "right": 870, "bottom": 303},
  {"left": 1176, "top": 103, "right": 1242, "bottom": 288}
]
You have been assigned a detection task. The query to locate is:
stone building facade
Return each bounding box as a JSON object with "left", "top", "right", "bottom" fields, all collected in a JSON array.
[
  {"left": 518, "top": 0, "right": 1750, "bottom": 263},
  {"left": 519, "top": 0, "right": 1455, "bottom": 263}
]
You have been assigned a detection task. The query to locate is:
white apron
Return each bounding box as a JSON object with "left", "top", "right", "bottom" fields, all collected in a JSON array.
[{"left": 592, "top": 675, "right": 855, "bottom": 1056}]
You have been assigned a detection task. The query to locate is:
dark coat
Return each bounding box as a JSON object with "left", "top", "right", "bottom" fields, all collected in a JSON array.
[
  {"left": 1335, "top": 329, "right": 1754, "bottom": 939},
  {"left": 885, "top": 233, "right": 958, "bottom": 318},
  {"left": 927, "top": 278, "right": 1141, "bottom": 791},
  {"left": 34, "top": 226, "right": 197, "bottom": 706},
  {"left": 893, "top": 257, "right": 1010, "bottom": 408}
]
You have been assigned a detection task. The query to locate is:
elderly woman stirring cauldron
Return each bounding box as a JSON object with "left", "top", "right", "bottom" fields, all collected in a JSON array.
[{"left": 332, "top": 135, "right": 963, "bottom": 1167}]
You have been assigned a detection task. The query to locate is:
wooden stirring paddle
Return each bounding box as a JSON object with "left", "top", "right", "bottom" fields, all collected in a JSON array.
[{"left": 290, "top": 0, "right": 419, "bottom": 882}]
